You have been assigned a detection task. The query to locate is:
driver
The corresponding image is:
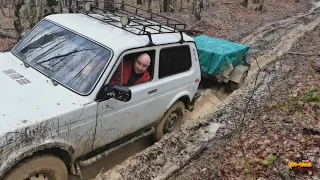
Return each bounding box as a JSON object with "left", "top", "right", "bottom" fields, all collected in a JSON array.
[{"left": 110, "top": 53, "right": 151, "bottom": 86}]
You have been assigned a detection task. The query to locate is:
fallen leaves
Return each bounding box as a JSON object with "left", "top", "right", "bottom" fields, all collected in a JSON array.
[{"left": 312, "top": 61, "right": 320, "bottom": 72}]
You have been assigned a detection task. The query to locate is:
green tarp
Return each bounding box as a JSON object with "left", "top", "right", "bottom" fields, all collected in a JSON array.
[{"left": 194, "top": 35, "right": 250, "bottom": 77}]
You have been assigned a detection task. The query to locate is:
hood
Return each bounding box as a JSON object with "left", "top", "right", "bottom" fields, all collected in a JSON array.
[{"left": 0, "top": 52, "right": 91, "bottom": 135}]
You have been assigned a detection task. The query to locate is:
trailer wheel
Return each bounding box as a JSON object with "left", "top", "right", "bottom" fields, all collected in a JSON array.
[
  {"left": 154, "top": 101, "right": 185, "bottom": 141},
  {"left": 229, "top": 70, "right": 247, "bottom": 91},
  {"left": 3, "top": 155, "right": 68, "bottom": 180}
]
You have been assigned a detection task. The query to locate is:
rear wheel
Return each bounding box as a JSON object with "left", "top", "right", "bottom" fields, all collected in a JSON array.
[
  {"left": 3, "top": 155, "right": 68, "bottom": 180},
  {"left": 154, "top": 101, "right": 185, "bottom": 141}
]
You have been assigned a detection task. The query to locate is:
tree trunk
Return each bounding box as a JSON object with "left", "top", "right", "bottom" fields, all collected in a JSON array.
[
  {"left": 242, "top": 0, "right": 249, "bottom": 7},
  {"left": 194, "top": 0, "right": 203, "bottom": 20},
  {"left": 14, "top": 0, "right": 24, "bottom": 40},
  {"left": 258, "top": 0, "right": 264, "bottom": 11},
  {"left": 44, "top": 0, "right": 61, "bottom": 16},
  {"left": 121, "top": 0, "right": 124, "bottom": 9},
  {"left": 159, "top": 0, "right": 163, "bottom": 12},
  {"left": 147, "top": 0, "right": 152, "bottom": 12},
  {"left": 29, "top": 0, "right": 37, "bottom": 28},
  {"left": 14, "top": 0, "right": 63, "bottom": 38},
  {"left": 68, "top": 0, "right": 72, "bottom": 12},
  {"left": 163, "top": 0, "right": 169, "bottom": 12},
  {"left": 170, "top": 0, "right": 177, "bottom": 12}
]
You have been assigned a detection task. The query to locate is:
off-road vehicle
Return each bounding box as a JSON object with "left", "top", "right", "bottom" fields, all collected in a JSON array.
[{"left": 0, "top": 2, "right": 201, "bottom": 179}]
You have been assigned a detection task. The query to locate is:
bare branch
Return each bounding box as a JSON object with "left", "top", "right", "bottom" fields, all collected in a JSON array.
[
  {"left": 0, "top": 29, "right": 16, "bottom": 39},
  {"left": 187, "top": 19, "right": 204, "bottom": 30}
]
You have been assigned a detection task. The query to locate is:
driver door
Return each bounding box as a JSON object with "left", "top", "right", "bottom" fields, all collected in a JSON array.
[{"left": 93, "top": 49, "right": 159, "bottom": 150}]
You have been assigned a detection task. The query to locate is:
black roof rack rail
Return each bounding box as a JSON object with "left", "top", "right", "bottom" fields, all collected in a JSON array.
[{"left": 69, "top": 0, "right": 187, "bottom": 46}]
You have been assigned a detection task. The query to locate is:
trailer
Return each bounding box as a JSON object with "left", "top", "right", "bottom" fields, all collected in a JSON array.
[{"left": 194, "top": 35, "right": 251, "bottom": 90}]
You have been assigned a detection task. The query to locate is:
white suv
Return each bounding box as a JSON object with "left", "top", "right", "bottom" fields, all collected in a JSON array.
[{"left": 0, "top": 3, "right": 201, "bottom": 180}]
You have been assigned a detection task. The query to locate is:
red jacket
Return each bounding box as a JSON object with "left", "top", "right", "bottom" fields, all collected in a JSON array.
[{"left": 110, "top": 60, "right": 150, "bottom": 86}]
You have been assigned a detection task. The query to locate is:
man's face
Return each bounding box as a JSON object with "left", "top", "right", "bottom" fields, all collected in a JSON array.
[{"left": 133, "top": 54, "right": 150, "bottom": 74}]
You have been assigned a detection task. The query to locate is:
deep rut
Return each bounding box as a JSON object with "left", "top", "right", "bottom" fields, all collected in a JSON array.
[
  {"left": 241, "top": 1, "right": 320, "bottom": 76},
  {"left": 185, "top": 0, "right": 320, "bottom": 124}
]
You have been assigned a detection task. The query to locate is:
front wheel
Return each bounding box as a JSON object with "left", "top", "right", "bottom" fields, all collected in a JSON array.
[
  {"left": 3, "top": 155, "right": 68, "bottom": 180},
  {"left": 154, "top": 101, "right": 185, "bottom": 141}
]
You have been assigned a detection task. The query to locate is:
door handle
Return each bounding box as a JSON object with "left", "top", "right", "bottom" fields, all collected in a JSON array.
[{"left": 148, "top": 89, "right": 157, "bottom": 94}]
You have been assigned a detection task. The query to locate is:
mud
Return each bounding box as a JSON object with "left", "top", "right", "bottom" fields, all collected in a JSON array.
[
  {"left": 172, "top": 24, "right": 320, "bottom": 180},
  {"left": 68, "top": 138, "right": 153, "bottom": 180},
  {"left": 242, "top": 0, "right": 320, "bottom": 77},
  {"left": 93, "top": 1, "right": 320, "bottom": 180}
]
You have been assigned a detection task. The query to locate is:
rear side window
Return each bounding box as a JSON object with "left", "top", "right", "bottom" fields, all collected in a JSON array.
[{"left": 159, "top": 45, "right": 192, "bottom": 79}]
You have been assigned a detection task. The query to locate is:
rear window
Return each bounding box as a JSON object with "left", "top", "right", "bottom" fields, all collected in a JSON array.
[{"left": 159, "top": 45, "right": 192, "bottom": 79}]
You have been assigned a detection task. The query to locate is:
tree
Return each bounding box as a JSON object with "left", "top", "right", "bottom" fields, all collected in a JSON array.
[
  {"left": 242, "top": 0, "right": 249, "bottom": 8},
  {"left": 163, "top": 0, "right": 169, "bottom": 12},
  {"left": 243, "top": 0, "right": 265, "bottom": 11},
  {"left": 258, "top": 0, "right": 264, "bottom": 11},
  {"left": 14, "top": 0, "right": 24, "bottom": 40},
  {"left": 14, "top": 0, "right": 63, "bottom": 40},
  {"left": 147, "top": 0, "right": 152, "bottom": 12},
  {"left": 193, "top": 0, "right": 203, "bottom": 20}
]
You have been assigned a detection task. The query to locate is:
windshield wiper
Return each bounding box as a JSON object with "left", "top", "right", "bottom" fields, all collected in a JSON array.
[
  {"left": 15, "top": 51, "right": 59, "bottom": 86},
  {"left": 50, "top": 77, "right": 58, "bottom": 86},
  {"left": 16, "top": 51, "right": 31, "bottom": 69}
]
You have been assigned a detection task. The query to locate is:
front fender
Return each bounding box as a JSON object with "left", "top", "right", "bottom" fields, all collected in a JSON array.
[
  {"left": 0, "top": 141, "right": 74, "bottom": 179},
  {"left": 165, "top": 90, "right": 193, "bottom": 111}
]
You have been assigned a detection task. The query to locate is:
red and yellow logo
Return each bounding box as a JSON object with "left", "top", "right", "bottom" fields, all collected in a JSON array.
[{"left": 288, "top": 160, "right": 313, "bottom": 175}]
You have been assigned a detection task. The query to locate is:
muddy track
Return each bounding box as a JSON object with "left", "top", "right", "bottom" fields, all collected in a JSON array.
[
  {"left": 242, "top": 1, "right": 320, "bottom": 76},
  {"left": 184, "top": 0, "right": 320, "bottom": 127},
  {"left": 85, "top": 2, "right": 320, "bottom": 180}
]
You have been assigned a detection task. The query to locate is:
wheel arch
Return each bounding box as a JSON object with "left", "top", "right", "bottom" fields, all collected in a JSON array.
[
  {"left": 165, "top": 91, "right": 193, "bottom": 112},
  {"left": 0, "top": 142, "right": 75, "bottom": 179}
]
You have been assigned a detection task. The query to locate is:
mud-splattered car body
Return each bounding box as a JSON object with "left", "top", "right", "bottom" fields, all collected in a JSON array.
[{"left": 0, "top": 11, "right": 201, "bottom": 178}]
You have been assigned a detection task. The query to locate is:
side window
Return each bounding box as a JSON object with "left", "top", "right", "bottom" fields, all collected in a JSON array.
[
  {"left": 108, "top": 50, "right": 155, "bottom": 87},
  {"left": 159, "top": 45, "right": 192, "bottom": 79}
]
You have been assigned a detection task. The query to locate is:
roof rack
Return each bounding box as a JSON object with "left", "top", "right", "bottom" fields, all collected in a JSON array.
[{"left": 69, "top": 0, "right": 187, "bottom": 46}]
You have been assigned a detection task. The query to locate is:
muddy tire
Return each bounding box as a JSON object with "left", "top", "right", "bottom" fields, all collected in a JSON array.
[
  {"left": 154, "top": 101, "right": 185, "bottom": 141},
  {"left": 3, "top": 155, "right": 68, "bottom": 180}
]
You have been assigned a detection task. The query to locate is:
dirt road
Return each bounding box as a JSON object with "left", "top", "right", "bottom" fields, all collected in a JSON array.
[{"left": 68, "top": 138, "right": 153, "bottom": 180}]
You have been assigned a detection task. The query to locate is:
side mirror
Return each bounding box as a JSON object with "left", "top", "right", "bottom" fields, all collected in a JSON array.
[{"left": 98, "top": 84, "right": 132, "bottom": 102}]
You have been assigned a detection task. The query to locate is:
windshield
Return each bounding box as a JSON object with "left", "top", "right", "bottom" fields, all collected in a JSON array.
[{"left": 13, "top": 20, "right": 112, "bottom": 95}]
